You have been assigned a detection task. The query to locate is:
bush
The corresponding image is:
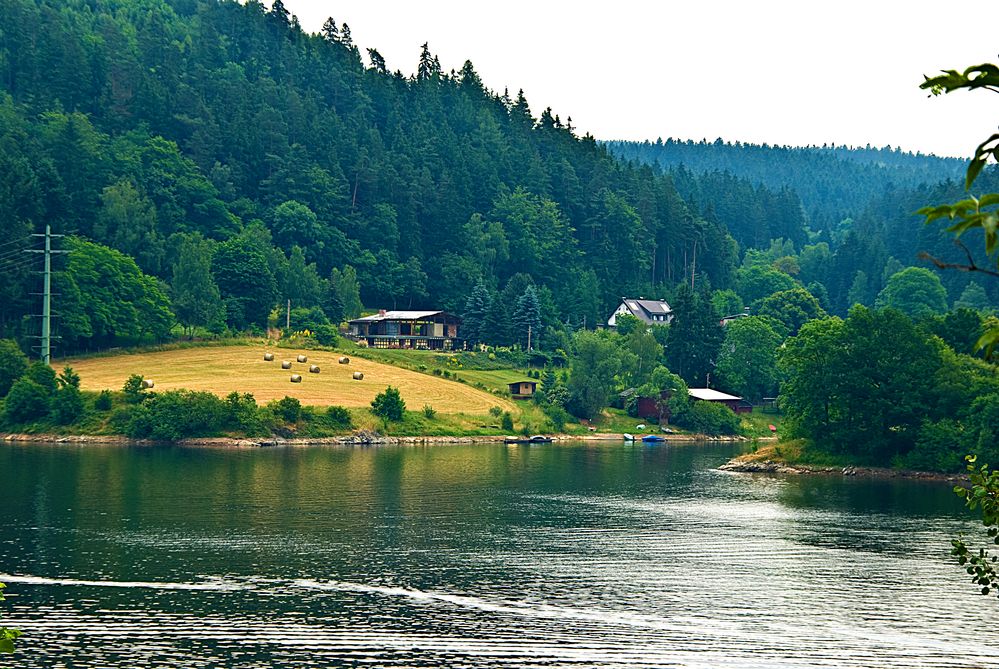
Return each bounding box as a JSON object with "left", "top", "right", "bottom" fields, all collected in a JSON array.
[
  {"left": 224, "top": 391, "right": 261, "bottom": 433},
  {"left": 371, "top": 386, "right": 406, "bottom": 424},
  {"left": 675, "top": 401, "right": 740, "bottom": 435},
  {"left": 51, "top": 386, "right": 84, "bottom": 425},
  {"left": 3, "top": 378, "right": 50, "bottom": 423},
  {"left": 312, "top": 324, "right": 339, "bottom": 347},
  {"left": 126, "top": 390, "right": 226, "bottom": 440},
  {"left": 0, "top": 339, "right": 28, "bottom": 397},
  {"left": 543, "top": 405, "right": 570, "bottom": 432},
  {"left": 24, "top": 363, "right": 56, "bottom": 394},
  {"left": 422, "top": 405, "right": 437, "bottom": 419},
  {"left": 270, "top": 396, "right": 302, "bottom": 423},
  {"left": 288, "top": 306, "right": 330, "bottom": 333},
  {"left": 94, "top": 389, "right": 113, "bottom": 411},
  {"left": 489, "top": 406, "right": 503, "bottom": 418},
  {"left": 323, "top": 405, "right": 353, "bottom": 430},
  {"left": 122, "top": 374, "right": 146, "bottom": 404},
  {"left": 500, "top": 411, "right": 514, "bottom": 431}
]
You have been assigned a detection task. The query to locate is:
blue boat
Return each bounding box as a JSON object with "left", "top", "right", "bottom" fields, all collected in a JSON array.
[{"left": 641, "top": 434, "right": 666, "bottom": 443}]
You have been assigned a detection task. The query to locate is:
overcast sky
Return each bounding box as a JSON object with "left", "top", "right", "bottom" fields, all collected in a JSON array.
[{"left": 284, "top": 1, "right": 999, "bottom": 158}]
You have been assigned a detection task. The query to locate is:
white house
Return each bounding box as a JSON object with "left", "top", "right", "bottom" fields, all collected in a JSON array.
[{"left": 607, "top": 298, "right": 673, "bottom": 327}]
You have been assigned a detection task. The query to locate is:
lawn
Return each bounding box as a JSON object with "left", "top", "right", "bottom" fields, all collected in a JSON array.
[{"left": 63, "top": 345, "right": 515, "bottom": 414}]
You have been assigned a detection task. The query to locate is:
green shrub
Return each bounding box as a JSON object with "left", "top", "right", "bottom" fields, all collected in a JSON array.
[
  {"left": 126, "top": 390, "right": 226, "bottom": 440},
  {"left": 122, "top": 374, "right": 146, "bottom": 404},
  {"left": 324, "top": 405, "right": 353, "bottom": 430},
  {"left": 270, "top": 396, "right": 302, "bottom": 423},
  {"left": 371, "top": 386, "right": 405, "bottom": 425},
  {"left": 543, "top": 405, "right": 569, "bottom": 432},
  {"left": 224, "top": 392, "right": 261, "bottom": 434},
  {"left": 94, "top": 389, "right": 113, "bottom": 411},
  {"left": 51, "top": 386, "right": 84, "bottom": 425},
  {"left": 489, "top": 406, "right": 503, "bottom": 418},
  {"left": 422, "top": 405, "right": 437, "bottom": 419},
  {"left": 3, "top": 378, "right": 49, "bottom": 423},
  {"left": 0, "top": 339, "right": 28, "bottom": 397},
  {"left": 24, "top": 363, "right": 56, "bottom": 394},
  {"left": 500, "top": 411, "right": 514, "bottom": 431},
  {"left": 312, "top": 324, "right": 339, "bottom": 346},
  {"left": 675, "top": 401, "right": 740, "bottom": 435}
]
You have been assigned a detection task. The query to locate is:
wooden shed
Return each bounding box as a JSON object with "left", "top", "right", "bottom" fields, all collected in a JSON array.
[{"left": 508, "top": 380, "right": 538, "bottom": 399}]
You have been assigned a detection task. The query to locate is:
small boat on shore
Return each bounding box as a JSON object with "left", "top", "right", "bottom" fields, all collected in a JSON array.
[
  {"left": 641, "top": 434, "right": 666, "bottom": 443},
  {"left": 504, "top": 435, "right": 554, "bottom": 444},
  {"left": 623, "top": 433, "right": 635, "bottom": 441}
]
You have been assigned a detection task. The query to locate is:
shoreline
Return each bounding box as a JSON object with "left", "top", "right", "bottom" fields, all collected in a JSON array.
[
  {"left": 0, "top": 432, "right": 750, "bottom": 448},
  {"left": 719, "top": 449, "right": 966, "bottom": 483}
]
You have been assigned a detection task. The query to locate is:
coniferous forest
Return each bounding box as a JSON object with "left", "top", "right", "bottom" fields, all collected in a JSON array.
[{"left": 0, "top": 0, "right": 736, "bottom": 353}]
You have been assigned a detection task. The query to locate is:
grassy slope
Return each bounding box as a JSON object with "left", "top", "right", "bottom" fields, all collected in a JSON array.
[{"left": 62, "top": 344, "right": 515, "bottom": 414}]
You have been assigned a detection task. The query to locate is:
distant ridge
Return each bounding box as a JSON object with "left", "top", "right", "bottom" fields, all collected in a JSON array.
[{"left": 604, "top": 138, "right": 967, "bottom": 230}]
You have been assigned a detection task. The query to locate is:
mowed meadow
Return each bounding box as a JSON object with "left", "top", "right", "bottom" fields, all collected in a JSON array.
[{"left": 61, "top": 345, "right": 514, "bottom": 414}]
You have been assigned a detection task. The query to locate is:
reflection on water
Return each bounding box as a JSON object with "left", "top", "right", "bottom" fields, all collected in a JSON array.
[{"left": 0, "top": 442, "right": 994, "bottom": 668}]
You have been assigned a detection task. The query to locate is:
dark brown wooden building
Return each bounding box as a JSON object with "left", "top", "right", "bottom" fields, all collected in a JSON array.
[{"left": 347, "top": 310, "right": 461, "bottom": 350}]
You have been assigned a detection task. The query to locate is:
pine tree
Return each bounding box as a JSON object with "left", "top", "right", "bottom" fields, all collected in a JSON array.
[
  {"left": 321, "top": 17, "right": 339, "bottom": 43},
  {"left": 512, "top": 285, "right": 542, "bottom": 350},
  {"left": 462, "top": 281, "right": 490, "bottom": 346}
]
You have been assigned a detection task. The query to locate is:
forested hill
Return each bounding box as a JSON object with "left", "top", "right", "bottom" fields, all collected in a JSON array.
[
  {"left": 604, "top": 138, "right": 966, "bottom": 230},
  {"left": 0, "top": 0, "right": 739, "bottom": 349}
]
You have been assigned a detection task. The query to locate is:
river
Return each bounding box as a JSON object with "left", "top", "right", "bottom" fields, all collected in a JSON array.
[{"left": 0, "top": 441, "right": 996, "bottom": 668}]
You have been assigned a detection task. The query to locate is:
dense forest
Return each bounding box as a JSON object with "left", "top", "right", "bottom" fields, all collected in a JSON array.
[
  {"left": 0, "top": 0, "right": 741, "bottom": 354},
  {"left": 605, "top": 137, "right": 966, "bottom": 229},
  {"left": 0, "top": 0, "right": 995, "bottom": 365}
]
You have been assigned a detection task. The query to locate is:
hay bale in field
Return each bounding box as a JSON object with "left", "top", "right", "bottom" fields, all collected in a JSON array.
[
  {"left": 352, "top": 371, "right": 364, "bottom": 380},
  {"left": 297, "top": 354, "right": 308, "bottom": 363},
  {"left": 290, "top": 374, "right": 302, "bottom": 383},
  {"left": 309, "top": 365, "right": 320, "bottom": 374},
  {"left": 141, "top": 379, "right": 155, "bottom": 389},
  {"left": 338, "top": 356, "right": 350, "bottom": 365},
  {"left": 281, "top": 361, "right": 292, "bottom": 369},
  {"left": 263, "top": 353, "right": 274, "bottom": 361}
]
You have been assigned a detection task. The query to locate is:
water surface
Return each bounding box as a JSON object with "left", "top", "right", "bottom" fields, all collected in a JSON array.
[{"left": 1, "top": 441, "right": 995, "bottom": 668}]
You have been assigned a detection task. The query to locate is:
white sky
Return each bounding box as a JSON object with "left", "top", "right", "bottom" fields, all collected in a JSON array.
[{"left": 285, "top": 1, "right": 999, "bottom": 158}]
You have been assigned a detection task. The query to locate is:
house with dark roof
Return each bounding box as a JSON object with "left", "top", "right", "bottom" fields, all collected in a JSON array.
[
  {"left": 607, "top": 298, "right": 673, "bottom": 327},
  {"left": 347, "top": 310, "right": 461, "bottom": 350}
]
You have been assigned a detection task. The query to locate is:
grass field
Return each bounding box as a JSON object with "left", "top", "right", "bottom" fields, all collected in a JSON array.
[{"left": 63, "top": 345, "right": 515, "bottom": 414}]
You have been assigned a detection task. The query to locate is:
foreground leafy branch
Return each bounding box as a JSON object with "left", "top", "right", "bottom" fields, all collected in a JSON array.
[
  {"left": 919, "top": 63, "right": 999, "bottom": 357},
  {"left": 0, "top": 583, "right": 21, "bottom": 654},
  {"left": 952, "top": 457, "right": 999, "bottom": 597}
]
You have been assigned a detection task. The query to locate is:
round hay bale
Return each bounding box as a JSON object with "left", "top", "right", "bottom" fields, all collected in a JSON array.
[
  {"left": 141, "top": 379, "right": 155, "bottom": 389},
  {"left": 309, "top": 365, "right": 320, "bottom": 374},
  {"left": 290, "top": 374, "right": 302, "bottom": 383},
  {"left": 352, "top": 371, "right": 364, "bottom": 381},
  {"left": 338, "top": 356, "right": 350, "bottom": 365},
  {"left": 297, "top": 354, "right": 308, "bottom": 363},
  {"left": 263, "top": 352, "right": 274, "bottom": 361},
  {"left": 281, "top": 361, "right": 292, "bottom": 369}
]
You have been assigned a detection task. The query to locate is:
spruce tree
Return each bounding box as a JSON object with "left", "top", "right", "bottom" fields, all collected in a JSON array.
[
  {"left": 512, "top": 285, "right": 542, "bottom": 350},
  {"left": 462, "top": 281, "right": 490, "bottom": 346}
]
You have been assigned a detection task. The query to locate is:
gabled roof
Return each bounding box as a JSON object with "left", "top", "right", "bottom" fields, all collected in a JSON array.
[
  {"left": 688, "top": 388, "right": 742, "bottom": 402},
  {"left": 616, "top": 298, "right": 672, "bottom": 325},
  {"left": 349, "top": 310, "right": 458, "bottom": 323}
]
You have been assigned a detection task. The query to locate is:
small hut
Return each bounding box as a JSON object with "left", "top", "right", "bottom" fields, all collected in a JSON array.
[{"left": 508, "top": 380, "right": 537, "bottom": 400}]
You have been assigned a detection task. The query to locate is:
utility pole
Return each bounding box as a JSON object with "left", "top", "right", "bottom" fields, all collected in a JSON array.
[
  {"left": 286, "top": 299, "right": 291, "bottom": 330},
  {"left": 527, "top": 324, "right": 532, "bottom": 352},
  {"left": 26, "top": 224, "right": 67, "bottom": 365}
]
